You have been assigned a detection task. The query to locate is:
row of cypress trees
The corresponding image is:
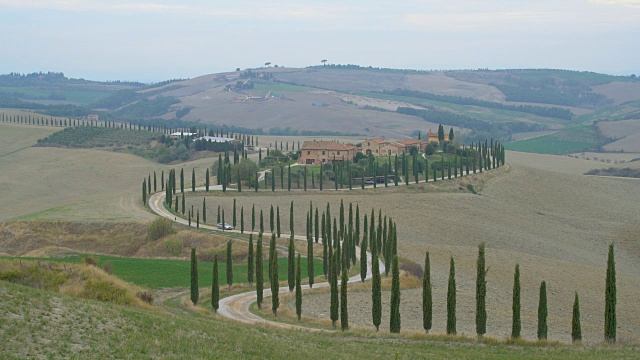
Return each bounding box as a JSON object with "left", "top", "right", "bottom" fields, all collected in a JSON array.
[{"left": 419, "top": 243, "right": 617, "bottom": 342}]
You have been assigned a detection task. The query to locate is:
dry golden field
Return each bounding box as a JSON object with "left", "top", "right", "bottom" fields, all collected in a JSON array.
[{"left": 185, "top": 155, "right": 640, "bottom": 344}]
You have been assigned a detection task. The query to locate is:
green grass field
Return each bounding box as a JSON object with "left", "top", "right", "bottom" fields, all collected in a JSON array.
[
  {"left": 2, "top": 280, "right": 637, "bottom": 359},
  {"left": 0, "top": 86, "right": 111, "bottom": 104},
  {"left": 504, "top": 125, "right": 599, "bottom": 154},
  {"left": 1, "top": 254, "right": 322, "bottom": 289}
]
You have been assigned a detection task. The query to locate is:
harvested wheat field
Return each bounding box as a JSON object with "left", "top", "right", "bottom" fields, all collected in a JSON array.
[{"left": 185, "top": 155, "right": 640, "bottom": 344}]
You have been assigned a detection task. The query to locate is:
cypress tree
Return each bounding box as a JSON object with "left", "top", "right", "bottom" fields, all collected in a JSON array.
[
  {"left": 314, "top": 208, "right": 319, "bottom": 244},
  {"left": 538, "top": 281, "right": 548, "bottom": 340},
  {"left": 175, "top": 195, "right": 178, "bottom": 212},
  {"left": 423, "top": 251, "right": 432, "bottom": 334},
  {"left": 330, "top": 253, "right": 339, "bottom": 328},
  {"left": 296, "top": 253, "right": 302, "bottom": 321},
  {"left": 572, "top": 292, "right": 582, "bottom": 343},
  {"left": 180, "top": 168, "right": 184, "bottom": 193},
  {"left": 148, "top": 174, "right": 151, "bottom": 194},
  {"left": 192, "top": 168, "right": 196, "bottom": 192},
  {"left": 390, "top": 255, "right": 401, "bottom": 333},
  {"left": 142, "top": 180, "right": 147, "bottom": 204},
  {"left": 447, "top": 257, "right": 457, "bottom": 335},
  {"left": 237, "top": 169, "right": 242, "bottom": 192},
  {"left": 340, "top": 268, "right": 349, "bottom": 331},
  {"left": 276, "top": 206, "right": 281, "bottom": 238},
  {"left": 226, "top": 240, "right": 233, "bottom": 289},
  {"left": 248, "top": 234, "right": 254, "bottom": 287},
  {"left": 512, "top": 264, "right": 521, "bottom": 339},
  {"left": 605, "top": 243, "right": 616, "bottom": 342},
  {"left": 289, "top": 201, "right": 294, "bottom": 234},
  {"left": 252, "top": 204, "right": 256, "bottom": 231},
  {"left": 212, "top": 255, "right": 219, "bottom": 312},
  {"left": 307, "top": 229, "right": 314, "bottom": 288},
  {"left": 205, "top": 168, "right": 210, "bottom": 191},
  {"left": 271, "top": 244, "right": 279, "bottom": 316},
  {"left": 260, "top": 209, "right": 264, "bottom": 234},
  {"left": 256, "top": 233, "right": 264, "bottom": 309},
  {"left": 240, "top": 206, "right": 244, "bottom": 233},
  {"left": 269, "top": 205, "right": 274, "bottom": 233},
  {"left": 202, "top": 198, "right": 207, "bottom": 223},
  {"left": 372, "top": 254, "right": 381, "bottom": 331},
  {"left": 153, "top": 171, "right": 157, "bottom": 192},
  {"left": 190, "top": 248, "right": 199, "bottom": 305},
  {"left": 271, "top": 170, "right": 275, "bottom": 192},
  {"left": 288, "top": 164, "right": 291, "bottom": 191},
  {"left": 269, "top": 233, "right": 276, "bottom": 281},
  {"left": 196, "top": 210, "right": 199, "bottom": 228},
  {"left": 476, "top": 243, "right": 487, "bottom": 337},
  {"left": 288, "top": 235, "right": 295, "bottom": 292},
  {"left": 181, "top": 194, "right": 185, "bottom": 215},
  {"left": 360, "top": 232, "right": 367, "bottom": 282},
  {"left": 233, "top": 199, "right": 237, "bottom": 227}
]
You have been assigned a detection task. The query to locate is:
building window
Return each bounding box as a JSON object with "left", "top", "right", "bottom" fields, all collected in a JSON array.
[
  {"left": 322, "top": 151, "right": 325, "bottom": 155},
  {"left": 337, "top": 151, "right": 341, "bottom": 155},
  {"left": 307, "top": 151, "right": 310, "bottom": 155}
]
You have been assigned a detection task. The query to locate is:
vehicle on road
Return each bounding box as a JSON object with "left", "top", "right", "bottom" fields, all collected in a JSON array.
[{"left": 217, "top": 223, "right": 233, "bottom": 230}]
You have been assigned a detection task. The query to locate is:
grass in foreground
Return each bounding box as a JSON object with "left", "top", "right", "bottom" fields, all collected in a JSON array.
[{"left": 1, "top": 280, "right": 637, "bottom": 359}]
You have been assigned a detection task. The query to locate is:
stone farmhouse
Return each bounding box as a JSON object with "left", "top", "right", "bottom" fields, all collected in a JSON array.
[
  {"left": 298, "top": 140, "right": 358, "bottom": 165},
  {"left": 426, "top": 128, "right": 449, "bottom": 143},
  {"left": 361, "top": 138, "right": 428, "bottom": 157}
]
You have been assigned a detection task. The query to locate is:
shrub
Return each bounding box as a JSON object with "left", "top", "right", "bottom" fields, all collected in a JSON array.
[
  {"left": 82, "top": 280, "right": 132, "bottom": 305},
  {"left": 136, "top": 291, "right": 154, "bottom": 304},
  {"left": 101, "top": 261, "right": 113, "bottom": 274},
  {"left": 83, "top": 256, "right": 98, "bottom": 266},
  {"left": 0, "top": 264, "right": 70, "bottom": 291},
  {"left": 400, "top": 258, "right": 423, "bottom": 279},
  {"left": 148, "top": 217, "right": 173, "bottom": 241},
  {"left": 164, "top": 238, "right": 184, "bottom": 257}
]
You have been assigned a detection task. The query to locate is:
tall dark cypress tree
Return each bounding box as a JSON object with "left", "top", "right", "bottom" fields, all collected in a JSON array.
[
  {"left": 205, "top": 168, "right": 210, "bottom": 191},
  {"left": 512, "top": 264, "right": 521, "bottom": 339},
  {"left": 360, "top": 232, "right": 368, "bottom": 283},
  {"left": 153, "top": 171, "right": 157, "bottom": 192},
  {"left": 248, "top": 234, "right": 254, "bottom": 287},
  {"left": 142, "top": 180, "right": 147, "bottom": 204},
  {"left": 572, "top": 292, "right": 582, "bottom": 343},
  {"left": 390, "top": 255, "right": 401, "bottom": 333},
  {"left": 181, "top": 194, "right": 185, "bottom": 215},
  {"left": 372, "top": 254, "right": 381, "bottom": 331},
  {"left": 447, "top": 257, "right": 457, "bottom": 335},
  {"left": 240, "top": 206, "right": 244, "bottom": 233},
  {"left": 202, "top": 198, "right": 207, "bottom": 223},
  {"left": 233, "top": 199, "right": 237, "bottom": 227},
  {"left": 192, "top": 168, "right": 196, "bottom": 192},
  {"left": 180, "top": 168, "right": 184, "bottom": 193},
  {"left": 288, "top": 235, "right": 295, "bottom": 292},
  {"left": 212, "top": 255, "right": 219, "bottom": 312},
  {"left": 226, "top": 240, "right": 233, "bottom": 289},
  {"left": 269, "top": 205, "right": 274, "bottom": 233},
  {"left": 340, "top": 268, "right": 349, "bottom": 331},
  {"left": 423, "top": 251, "right": 432, "bottom": 334},
  {"left": 256, "top": 234, "right": 264, "bottom": 309},
  {"left": 307, "top": 230, "right": 314, "bottom": 288},
  {"left": 476, "top": 243, "right": 487, "bottom": 337},
  {"left": 260, "top": 209, "right": 264, "bottom": 234},
  {"left": 605, "top": 243, "right": 616, "bottom": 342},
  {"left": 252, "top": 204, "right": 256, "bottom": 231},
  {"left": 271, "top": 234, "right": 279, "bottom": 315},
  {"left": 190, "top": 248, "right": 199, "bottom": 305},
  {"left": 296, "top": 253, "right": 302, "bottom": 321},
  {"left": 538, "top": 281, "right": 548, "bottom": 340},
  {"left": 330, "top": 253, "right": 339, "bottom": 328},
  {"left": 276, "top": 206, "right": 281, "bottom": 238}
]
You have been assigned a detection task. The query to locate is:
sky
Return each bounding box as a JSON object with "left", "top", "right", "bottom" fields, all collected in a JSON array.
[{"left": 1, "top": 0, "right": 639, "bottom": 82}]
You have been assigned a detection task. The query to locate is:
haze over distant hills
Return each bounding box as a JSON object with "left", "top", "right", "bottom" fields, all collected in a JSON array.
[{"left": 2, "top": 66, "right": 640, "bottom": 150}]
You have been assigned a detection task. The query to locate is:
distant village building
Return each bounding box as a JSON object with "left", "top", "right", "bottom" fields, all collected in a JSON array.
[
  {"left": 192, "top": 136, "right": 234, "bottom": 143},
  {"left": 87, "top": 114, "right": 99, "bottom": 121},
  {"left": 298, "top": 140, "right": 358, "bottom": 165},
  {"left": 426, "top": 129, "right": 449, "bottom": 143},
  {"left": 361, "top": 138, "right": 427, "bottom": 156},
  {"left": 169, "top": 131, "right": 197, "bottom": 139}
]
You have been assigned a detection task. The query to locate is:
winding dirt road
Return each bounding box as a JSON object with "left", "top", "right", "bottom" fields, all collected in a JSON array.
[
  {"left": 148, "top": 164, "right": 491, "bottom": 330},
  {"left": 149, "top": 187, "right": 383, "bottom": 331}
]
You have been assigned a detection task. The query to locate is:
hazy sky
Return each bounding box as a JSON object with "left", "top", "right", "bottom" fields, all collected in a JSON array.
[{"left": 1, "top": 0, "right": 639, "bottom": 82}]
